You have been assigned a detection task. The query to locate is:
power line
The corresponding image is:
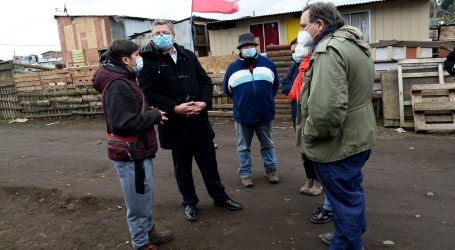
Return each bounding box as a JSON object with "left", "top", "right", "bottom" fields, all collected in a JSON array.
[{"left": 0, "top": 44, "right": 60, "bottom": 47}]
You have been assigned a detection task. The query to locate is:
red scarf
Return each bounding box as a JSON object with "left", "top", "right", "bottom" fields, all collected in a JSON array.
[{"left": 288, "top": 56, "right": 311, "bottom": 101}]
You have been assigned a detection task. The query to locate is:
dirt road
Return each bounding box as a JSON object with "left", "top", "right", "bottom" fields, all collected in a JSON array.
[{"left": 0, "top": 119, "right": 454, "bottom": 250}]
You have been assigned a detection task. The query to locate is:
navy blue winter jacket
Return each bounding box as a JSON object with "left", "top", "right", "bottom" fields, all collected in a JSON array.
[
  {"left": 281, "top": 62, "right": 299, "bottom": 122},
  {"left": 223, "top": 54, "right": 279, "bottom": 126}
]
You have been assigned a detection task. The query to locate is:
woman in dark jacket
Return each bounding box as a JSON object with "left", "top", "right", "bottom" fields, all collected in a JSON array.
[{"left": 92, "top": 39, "right": 172, "bottom": 250}]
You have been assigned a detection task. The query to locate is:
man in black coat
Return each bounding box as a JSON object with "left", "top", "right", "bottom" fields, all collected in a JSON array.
[
  {"left": 138, "top": 19, "right": 242, "bottom": 222},
  {"left": 444, "top": 49, "right": 455, "bottom": 76}
]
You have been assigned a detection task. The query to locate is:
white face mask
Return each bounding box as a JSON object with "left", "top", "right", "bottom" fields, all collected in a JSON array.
[
  {"left": 294, "top": 44, "right": 311, "bottom": 58},
  {"left": 297, "top": 22, "right": 318, "bottom": 47}
]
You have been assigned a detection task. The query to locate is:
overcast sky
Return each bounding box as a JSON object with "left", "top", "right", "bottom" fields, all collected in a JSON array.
[{"left": 0, "top": 0, "right": 320, "bottom": 60}]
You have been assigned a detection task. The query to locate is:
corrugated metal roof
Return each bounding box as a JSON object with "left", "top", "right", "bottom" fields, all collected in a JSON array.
[
  {"left": 54, "top": 15, "right": 155, "bottom": 21},
  {"left": 208, "top": 0, "right": 393, "bottom": 24}
]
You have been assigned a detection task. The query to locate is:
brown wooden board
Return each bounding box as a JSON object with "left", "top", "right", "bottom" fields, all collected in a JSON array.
[{"left": 411, "top": 83, "right": 455, "bottom": 132}]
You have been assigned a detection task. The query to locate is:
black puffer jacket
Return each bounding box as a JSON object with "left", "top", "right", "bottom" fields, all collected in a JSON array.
[
  {"left": 138, "top": 42, "right": 214, "bottom": 150},
  {"left": 93, "top": 55, "right": 161, "bottom": 160}
]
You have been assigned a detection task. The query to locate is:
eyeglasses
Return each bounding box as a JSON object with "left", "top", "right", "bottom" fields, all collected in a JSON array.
[{"left": 153, "top": 32, "right": 172, "bottom": 37}]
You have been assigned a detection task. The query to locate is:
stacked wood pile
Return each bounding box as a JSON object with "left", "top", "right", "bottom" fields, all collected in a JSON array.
[
  {"left": 411, "top": 83, "right": 455, "bottom": 133},
  {"left": 14, "top": 66, "right": 101, "bottom": 119},
  {"left": 266, "top": 44, "right": 293, "bottom": 119},
  {"left": 209, "top": 76, "right": 233, "bottom": 117},
  {"left": 0, "top": 62, "right": 21, "bottom": 119},
  {"left": 266, "top": 44, "right": 293, "bottom": 80},
  {"left": 381, "top": 58, "right": 453, "bottom": 127}
]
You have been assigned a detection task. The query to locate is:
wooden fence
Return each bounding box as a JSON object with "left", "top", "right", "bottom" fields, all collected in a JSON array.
[
  {"left": 13, "top": 66, "right": 101, "bottom": 119},
  {"left": 0, "top": 62, "right": 21, "bottom": 119}
]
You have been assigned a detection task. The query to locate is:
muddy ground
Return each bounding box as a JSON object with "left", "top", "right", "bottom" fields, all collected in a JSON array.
[{"left": 0, "top": 118, "right": 454, "bottom": 250}]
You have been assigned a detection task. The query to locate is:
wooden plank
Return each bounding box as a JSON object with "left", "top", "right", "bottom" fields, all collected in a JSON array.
[
  {"left": 411, "top": 83, "right": 455, "bottom": 92},
  {"left": 212, "top": 104, "right": 233, "bottom": 109},
  {"left": 402, "top": 72, "right": 440, "bottom": 78},
  {"left": 265, "top": 45, "right": 291, "bottom": 51},
  {"left": 449, "top": 91, "right": 455, "bottom": 127},
  {"left": 424, "top": 115, "right": 454, "bottom": 123},
  {"left": 398, "top": 64, "right": 407, "bottom": 127},
  {"left": 266, "top": 51, "right": 292, "bottom": 57},
  {"left": 208, "top": 110, "right": 233, "bottom": 117},
  {"left": 399, "top": 58, "right": 446, "bottom": 64},
  {"left": 269, "top": 56, "right": 292, "bottom": 62},
  {"left": 414, "top": 102, "right": 455, "bottom": 111},
  {"left": 381, "top": 71, "right": 400, "bottom": 122},
  {"left": 416, "top": 123, "right": 455, "bottom": 131},
  {"left": 438, "top": 63, "right": 445, "bottom": 84}
]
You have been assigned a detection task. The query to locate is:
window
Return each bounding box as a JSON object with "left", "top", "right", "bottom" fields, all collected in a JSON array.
[
  {"left": 250, "top": 21, "right": 279, "bottom": 53},
  {"left": 342, "top": 11, "right": 370, "bottom": 43}
]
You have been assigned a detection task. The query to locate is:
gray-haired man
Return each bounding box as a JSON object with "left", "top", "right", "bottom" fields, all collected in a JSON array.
[
  {"left": 138, "top": 19, "right": 242, "bottom": 222},
  {"left": 296, "top": 2, "right": 376, "bottom": 249}
]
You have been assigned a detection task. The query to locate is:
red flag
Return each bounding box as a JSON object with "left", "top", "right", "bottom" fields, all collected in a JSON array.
[{"left": 192, "top": 0, "right": 240, "bottom": 14}]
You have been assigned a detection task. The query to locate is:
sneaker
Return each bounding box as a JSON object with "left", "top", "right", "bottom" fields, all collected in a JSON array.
[
  {"left": 299, "top": 179, "right": 313, "bottom": 194},
  {"left": 319, "top": 232, "right": 334, "bottom": 245},
  {"left": 148, "top": 226, "right": 173, "bottom": 246},
  {"left": 308, "top": 180, "right": 323, "bottom": 196},
  {"left": 266, "top": 170, "right": 279, "bottom": 184},
  {"left": 313, "top": 206, "right": 323, "bottom": 215},
  {"left": 241, "top": 177, "right": 254, "bottom": 188},
  {"left": 310, "top": 208, "right": 333, "bottom": 224}
]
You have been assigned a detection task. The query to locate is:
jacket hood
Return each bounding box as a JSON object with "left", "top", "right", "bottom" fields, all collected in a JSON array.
[
  {"left": 332, "top": 25, "right": 371, "bottom": 57},
  {"left": 92, "top": 64, "right": 135, "bottom": 93}
]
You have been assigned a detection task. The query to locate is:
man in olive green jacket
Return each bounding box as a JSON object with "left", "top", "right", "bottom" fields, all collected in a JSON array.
[{"left": 295, "top": 2, "right": 376, "bottom": 249}]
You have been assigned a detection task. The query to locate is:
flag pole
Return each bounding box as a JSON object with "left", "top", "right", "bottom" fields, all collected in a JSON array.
[{"left": 189, "top": 0, "right": 194, "bottom": 52}]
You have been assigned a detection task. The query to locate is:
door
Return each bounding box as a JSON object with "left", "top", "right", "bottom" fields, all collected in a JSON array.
[
  {"left": 250, "top": 24, "right": 264, "bottom": 52},
  {"left": 250, "top": 22, "right": 279, "bottom": 53},
  {"left": 264, "top": 22, "right": 279, "bottom": 48}
]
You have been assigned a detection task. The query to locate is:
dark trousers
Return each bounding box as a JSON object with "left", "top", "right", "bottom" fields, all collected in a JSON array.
[
  {"left": 171, "top": 140, "right": 229, "bottom": 206},
  {"left": 301, "top": 154, "right": 318, "bottom": 180},
  {"left": 313, "top": 150, "right": 371, "bottom": 250},
  {"left": 293, "top": 120, "right": 318, "bottom": 181}
]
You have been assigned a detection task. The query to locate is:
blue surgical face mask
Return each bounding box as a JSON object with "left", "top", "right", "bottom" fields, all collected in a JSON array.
[
  {"left": 241, "top": 47, "right": 257, "bottom": 58},
  {"left": 153, "top": 34, "right": 174, "bottom": 50},
  {"left": 133, "top": 56, "right": 143, "bottom": 74},
  {"left": 292, "top": 54, "right": 303, "bottom": 64}
]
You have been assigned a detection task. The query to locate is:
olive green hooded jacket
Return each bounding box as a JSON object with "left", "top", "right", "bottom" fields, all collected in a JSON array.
[{"left": 296, "top": 26, "right": 376, "bottom": 163}]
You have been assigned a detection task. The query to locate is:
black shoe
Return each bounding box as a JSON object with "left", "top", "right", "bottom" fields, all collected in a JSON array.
[
  {"left": 310, "top": 207, "right": 333, "bottom": 224},
  {"left": 184, "top": 205, "right": 198, "bottom": 222},
  {"left": 214, "top": 199, "right": 243, "bottom": 210}
]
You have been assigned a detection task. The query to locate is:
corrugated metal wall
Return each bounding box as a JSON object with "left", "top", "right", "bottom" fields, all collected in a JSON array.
[
  {"left": 175, "top": 20, "right": 192, "bottom": 50},
  {"left": 123, "top": 18, "right": 152, "bottom": 38},
  {"left": 208, "top": 15, "right": 289, "bottom": 56},
  {"left": 359, "top": 0, "right": 429, "bottom": 42},
  {"left": 208, "top": 0, "right": 430, "bottom": 56},
  {"left": 56, "top": 16, "right": 111, "bottom": 66},
  {"left": 57, "top": 16, "right": 152, "bottom": 66}
]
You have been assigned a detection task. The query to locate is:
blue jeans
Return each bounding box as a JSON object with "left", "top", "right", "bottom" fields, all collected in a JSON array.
[
  {"left": 235, "top": 121, "right": 277, "bottom": 178},
  {"left": 113, "top": 159, "right": 154, "bottom": 250},
  {"left": 314, "top": 150, "right": 371, "bottom": 250},
  {"left": 323, "top": 195, "right": 332, "bottom": 211}
]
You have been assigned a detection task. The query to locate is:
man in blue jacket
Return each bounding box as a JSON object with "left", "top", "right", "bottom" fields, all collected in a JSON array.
[{"left": 223, "top": 32, "right": 280, "bottom": 188}]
